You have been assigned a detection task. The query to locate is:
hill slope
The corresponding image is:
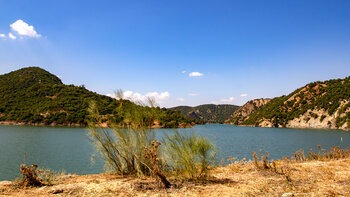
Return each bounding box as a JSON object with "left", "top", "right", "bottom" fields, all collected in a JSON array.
[
  {"left": 226, "top": 98, "right": 271, "bottom": 124},
  {"left": 0, "top": 67, "right": 193, "bottom": 128},
  {"left": 229, "top": 77, "right": 350, "bottom": 130},
  {"left": 170, "top": 104, "right": 239, "bottom": 123}
]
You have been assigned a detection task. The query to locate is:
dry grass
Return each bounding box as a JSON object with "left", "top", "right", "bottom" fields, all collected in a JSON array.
[
  {"left": 2, "top": 146, "right": 349, "bottom": 196},
  {"left": 1, "top": 156, "right": 350, "bottom": 196}
]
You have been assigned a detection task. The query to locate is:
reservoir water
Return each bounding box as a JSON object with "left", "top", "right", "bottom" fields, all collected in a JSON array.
[{"left": 1, "top": 124, "right": 349, "bottom": 181}]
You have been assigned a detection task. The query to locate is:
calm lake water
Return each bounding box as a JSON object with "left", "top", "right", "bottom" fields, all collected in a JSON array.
[{"left": 1, "top": 124, "right": 349, "bottom": 181}]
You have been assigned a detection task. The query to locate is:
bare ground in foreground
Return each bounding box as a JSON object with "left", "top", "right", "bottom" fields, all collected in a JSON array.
[{"left": 1, "top": 158, "right": 350, "bottom": 197}]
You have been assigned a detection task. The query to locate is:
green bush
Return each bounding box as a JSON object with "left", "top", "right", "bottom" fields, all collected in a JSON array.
[
  {"left": 88, "top": 100, "right": 156, "bottom": 176},
  {"left": 162, "top": 130, "right": 216, "bottom": 178}
]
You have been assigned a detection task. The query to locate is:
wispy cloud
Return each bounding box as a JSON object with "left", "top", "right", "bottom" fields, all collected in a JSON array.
[
  {"left": 189, "top": 72, "right": 203, "bottom": 77},
  {"left": 220, "top": 97, "right": 236, "bottom": 103},
  {"left": 0, "top": 34, "right": 5, "bottom": 38},
  {"left": 188, "top": 93, "right": 198, "bottom": 96},
  {"left": 240, "top": 94, "right": 248, "bottom": 97},
  {"left": 10, "top": 20, "right": 41, "bottom": 38},
  {"left": 176, "top": 97, "right": 185, "bottom": 102},
  {"left": 181, "top": 70, "right": 187, "bottom": 74},
  {"left": 8, "top": 33, "right": 16, "bottom": 40}
]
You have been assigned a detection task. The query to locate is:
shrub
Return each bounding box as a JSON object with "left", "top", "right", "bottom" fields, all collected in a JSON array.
[
  {"left": 162, "top": 130, "right": 216, "bottom": 179},
  {"left": 88, "top": 99, "right": 156, "bottom": 177},
  {"left": 19, "top": 164, "right": 44, "bottom": 187}
]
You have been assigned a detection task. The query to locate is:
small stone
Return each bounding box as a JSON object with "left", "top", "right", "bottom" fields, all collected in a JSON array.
[{"left": 282, "top": 193, "right": 294, "bottom": 197}]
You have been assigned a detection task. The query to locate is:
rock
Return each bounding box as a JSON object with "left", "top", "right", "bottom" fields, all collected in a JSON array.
[
  {"left": 50, "top": 189, "right": 64, "bottom": 194},
  {"left": 282, "top": 193, "right": 294, "bottom": 197},
  {"left": 0, "top": 181, "right": 12, "bottom": 186}
]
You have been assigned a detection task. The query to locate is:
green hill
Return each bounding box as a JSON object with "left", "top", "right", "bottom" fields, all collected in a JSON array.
[
  {"left": 235, "top": 77, "right": 350, "bottom": 130},
  {"left": 0, "top": 67, "right": 193, "bottom": 128},
  {"left": 170, "top": 104, "right": 240, "bottom": 124}
]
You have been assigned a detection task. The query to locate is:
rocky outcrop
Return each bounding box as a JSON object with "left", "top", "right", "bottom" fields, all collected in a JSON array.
[
  {"left": 226, "top": 98, "right": 271, "bottom": 124},
  {"left": 284, "top": 101, "right": 349, "bottom": 130},
  {"left": 230, "top": 77, "right": 350, "bottom": 131},
  {"left": 256, "top": 103, "right": 349, "bottom": 130}
]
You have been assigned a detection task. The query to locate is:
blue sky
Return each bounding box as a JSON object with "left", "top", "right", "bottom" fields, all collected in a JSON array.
[{"left": 0, "top": 0, "right": 349, "bottom": 107}]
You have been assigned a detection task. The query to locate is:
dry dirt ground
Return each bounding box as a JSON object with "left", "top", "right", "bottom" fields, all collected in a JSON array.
[{"left": 1, "top": 159, "right": 350, "bottom": 197}]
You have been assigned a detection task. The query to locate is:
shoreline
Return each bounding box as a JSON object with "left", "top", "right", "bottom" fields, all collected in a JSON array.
[{"left": 0, "top": 121, "right": 194, "bottom": 129}]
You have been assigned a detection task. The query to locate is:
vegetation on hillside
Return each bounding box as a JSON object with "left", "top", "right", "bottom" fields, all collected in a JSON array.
[
  {"left": 0, "top": 67, "right": 193, "bottom": 128},
  {"left": 170, "top": 104, "right": 239, "bottom": 124},
  {"left": 242, "top": 77, "right": 350, "bottom": 128}
]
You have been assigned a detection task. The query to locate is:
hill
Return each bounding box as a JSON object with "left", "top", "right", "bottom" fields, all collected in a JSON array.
[
  {"left": 0, "top": 67, "right": 193, "bottom": 128},
  {"left": 170, "top": 104, "right": 239, "bottom": 123},
  {"left": 228, "top": 77, "right": 350, "bottom": 130},
  {"left": 226, "top": 98, "right": 271, "bottom": 125}
]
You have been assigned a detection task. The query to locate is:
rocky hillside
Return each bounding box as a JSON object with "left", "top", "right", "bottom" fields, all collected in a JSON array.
[
  {"left": 170, "top": 104, "right": 239, "bottom": 123},
  {"left": 0, "top": 67, "right": 193, "bottom": 128},
  {"left": 226, "top": 98, "right": 270, "bottom": 124},
  {"left": 232, "top": 77, "right": 350, "bottom": 130}
]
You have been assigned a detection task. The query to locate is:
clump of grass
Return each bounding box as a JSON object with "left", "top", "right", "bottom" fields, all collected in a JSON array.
[{"left": 162, "top": 130, "right": 216, "bottom": 179}]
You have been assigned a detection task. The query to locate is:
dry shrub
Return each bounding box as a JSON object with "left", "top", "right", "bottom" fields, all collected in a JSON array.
[
  {"left": 227, "top": 156, "right": 247, "bottom": 172},
  {"left": 144, "top": 140, "right": 171, "bottom": 188},
  {"left": 294, "top": 146, "right": 350, "bottom": 161},
  {"left": 251, "top": 150, "right": 293, "bottom": 182},
  {"left": 252, "top": 150, "right": 270, "bottom": 169},
  {"left": 19, "top": 164, "right": 44, "bottom": 187}
]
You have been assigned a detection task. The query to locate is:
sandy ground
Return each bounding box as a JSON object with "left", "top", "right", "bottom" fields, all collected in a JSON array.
[{"left": 1, "top": 158, "right": 350, "bottom": 197}]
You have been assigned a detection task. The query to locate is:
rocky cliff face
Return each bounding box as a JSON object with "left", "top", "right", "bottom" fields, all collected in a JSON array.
[
  {"left": 226, "top": 98, "right": 271, "bottom": 124},
  {"left": 229, "top": 77, "right": 350, "bottom": 131},
  {"left": 258, "top": 101, "right": 350, "bottom": 130},
  {"left": 285, "top": 100, "right": 349, "bottom": 130}
]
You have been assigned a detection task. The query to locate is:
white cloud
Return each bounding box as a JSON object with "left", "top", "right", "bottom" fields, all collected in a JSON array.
[
  {"left": 220, "top": 97, "right": 236, "bottom": 103},
  {"left": 189, "top": 72, "right": 203, "bottom": 77},
  {"left": 176, "top": 98, "right": 185, "bottom": 102},
  {"left": 240, "top": 94, "right": 248, "bottom": 97},
  {"left": 145, "top": 92, "right": 170, "bottom": 100},
  {"left": 0, "top": 34, "right": 5, "bottom": 38},
  {"left": 8, "top": 33, "right": 16, "bottom": 39},
  {"left": 188, "top": 93, "right": 198, "bottom": 97},
  {"left": 107, "top": 90, "right": 170, "bottom": 104},
  {"left": 10, "top": 19, "right": 41, "bottom": 38},
  {"left": 182, "top": 70, "right": 187, "bottom": 74}
]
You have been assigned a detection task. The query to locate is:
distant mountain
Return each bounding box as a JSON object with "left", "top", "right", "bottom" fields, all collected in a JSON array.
[
  {"left": 0, "top": 67, "right": 193, "bottom": 128},
  {"left": 170, "top": 104, "right": 240, "bottom": 123},
  {"left": 227, "top": 77, "right": 350, "bottom": 130}
]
